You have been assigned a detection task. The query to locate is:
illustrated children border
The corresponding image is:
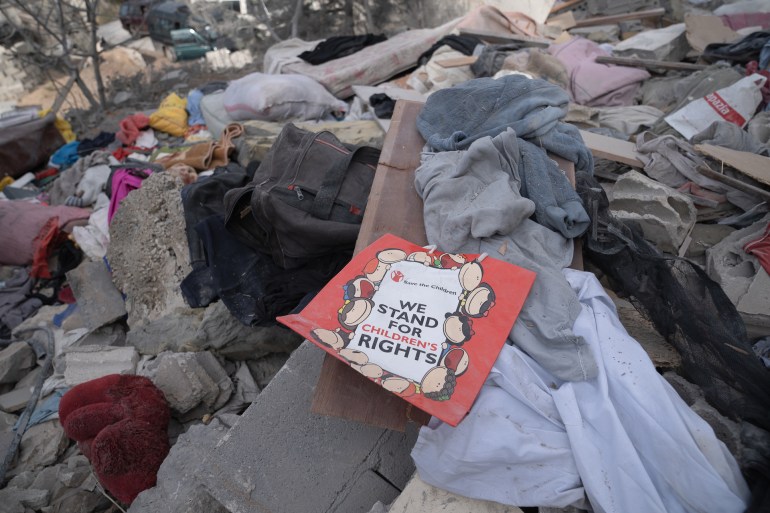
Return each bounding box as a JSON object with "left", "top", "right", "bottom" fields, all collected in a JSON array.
[
  {"left": 310, "top": 245, "right": 496, "bottom": 403},
  {"left": 278, "top": 233, "right": 535, "bottom": 426}
]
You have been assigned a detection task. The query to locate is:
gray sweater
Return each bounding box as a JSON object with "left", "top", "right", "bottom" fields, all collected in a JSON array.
[{"left": 415, "top": 129, "right": 598, "bottom": 381}]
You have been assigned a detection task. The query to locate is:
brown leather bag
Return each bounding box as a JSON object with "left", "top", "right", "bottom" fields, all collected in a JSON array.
[{"left": 224, "top": 123, "right": 380, "bottom": 269}]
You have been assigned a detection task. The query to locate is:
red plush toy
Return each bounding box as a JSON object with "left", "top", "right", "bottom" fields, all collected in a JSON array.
[{"left": 59, "top": 374, "right": 170, "bottom": 504}]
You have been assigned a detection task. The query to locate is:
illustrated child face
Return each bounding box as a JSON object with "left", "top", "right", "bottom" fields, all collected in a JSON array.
[
  {"left": 439, "top": 253, "right": 466, "bottom": 269},
  {"left": 338, "top": 298, "right": 374, "bottom": 330},
  {"left": 358, "top": 363, "right": 384, "bottom": 379},
  {"left": 421, "top": 366, "right": 457, "bottom": 401},
  {"left": 364, "top": 260, "right": 390, "bottom": 283},
  {"left": 339, "top": 348, "right": 368, "bottom": 366},
  {"left": 346, "top": 276, "right": 376, "bottom": 299},
  {"left": 443, "top": 313, "right": 473, "bottom": 345},
  {"left": 441, "top": 348, "right": 469, "bottom": 376},
  {"left": 458, "top": 261, "right": 483, "bottom": 291},
  {"left": 382, "top": 377, "right": 410, "bottom": 393},
  {"left": 407, "top": 251, "right": 432, "bottom": 266},
  {"left": 462, "top": 284, "right": 495, "bottom": 318},
  {"left": 311, "top": 328, "right": 348, "bottom": 351},
  {"left": 377, "top": 249, "right": 407, "bottom": 264}
]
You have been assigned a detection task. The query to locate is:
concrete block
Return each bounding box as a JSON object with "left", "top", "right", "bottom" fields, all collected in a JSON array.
[
  {"left": 11, "top": 420, "right": 69, "bottom": 476},
  {"left": 66, "top": 261, "right": 127, "bottom": 330},
  {"left": 609, "top": 170, "right": 697, "bottom": 254},
  {"left": 128, "top": 414, "right": 237, "bottom": 513},
  {"left": 614, "top": 23, "right": 689, "bottom": 61},
  {"left": 150, "top": 352, "right": 231, "bottom": 415},
  {"left": 0, "top": 488, "right": 50, "bottom": 511},
  {"left": 0, "top": 387, "right": 32, "bottom": 413},
  {"left": 0, "top": 342, "right": 36, "bottom": 384},
  {"left": 63, "top": 346, "right": 138, "bottom": 386},
  {"left": 685, "top": 223, "right": 735, "bottom": 258},
  {"left": 388, "top": 474, "right": 522, "bottom": 513},
  {"left": 200, "top": 342, "right": 419, "bottom": 513}
]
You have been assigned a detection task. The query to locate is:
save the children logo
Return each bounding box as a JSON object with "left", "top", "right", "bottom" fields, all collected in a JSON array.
[{"left": 278, "top": 233, "right": 535, "bottom": 426}]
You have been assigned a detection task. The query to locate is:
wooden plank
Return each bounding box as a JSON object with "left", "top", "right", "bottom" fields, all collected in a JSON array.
[
  {"left": 458, "top": 28, "right": 550, "bottom": 47},
  {"left": 435, "top": 55, "right": 478, "bottom": 68},
  {"left": 697, "top": 164, "right": 770, "bottom": 202},
  {"left": 579, "top": 130, "right": 645, "bottom": 168},
  {"left": 694, "top": 144, "right": 770, "bottom": 188},
  {"left": 312, "top": 100, "right": 431, "bottom": 431},
  {"left": 595, "top": 56, "right": 708, "bottom": 71},
  {"left": 312, "top": 101, "right": 586, "bottom": 431},
  {"left": 574, "top": 7, "right": 665, "bottom": 27}
]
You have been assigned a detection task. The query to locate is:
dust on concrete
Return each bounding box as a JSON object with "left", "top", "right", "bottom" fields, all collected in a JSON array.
[{"left": 107, "top": 172, "right": 192, "bottom": 329}]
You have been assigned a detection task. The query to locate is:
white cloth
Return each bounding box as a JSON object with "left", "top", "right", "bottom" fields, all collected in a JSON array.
[{"left": 412, "top": 269, "right": 749, "bottom": 513}]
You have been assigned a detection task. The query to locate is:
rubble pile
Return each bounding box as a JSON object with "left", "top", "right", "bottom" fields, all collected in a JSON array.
[{"left": 0, "top": 0, "right": 769, "bottom": 512}]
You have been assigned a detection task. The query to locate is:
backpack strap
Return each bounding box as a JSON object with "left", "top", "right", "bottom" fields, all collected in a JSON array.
[{"left": 310, "top": 145, "right": 367, "bottom": 220}]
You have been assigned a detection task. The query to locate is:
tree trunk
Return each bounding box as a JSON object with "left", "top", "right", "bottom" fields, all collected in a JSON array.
[
  {"left": 86, "top": 0, "right": 107, "bottom": 108},
  {"left": 290, "top": 0, "right": 303, "bottom": 39}
]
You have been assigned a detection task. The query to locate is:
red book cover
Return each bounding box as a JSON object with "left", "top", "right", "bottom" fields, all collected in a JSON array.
[{"left": 278, "top": 233, "right": 536, "bottom": 426}]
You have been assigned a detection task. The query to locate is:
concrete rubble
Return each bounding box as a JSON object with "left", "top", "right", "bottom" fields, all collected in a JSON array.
[
  {"left": 609, "top": 170, "right": 697, "bottom": 253},
  {"left": 0, "top": 0, "right": 769, "bottom": 511}
]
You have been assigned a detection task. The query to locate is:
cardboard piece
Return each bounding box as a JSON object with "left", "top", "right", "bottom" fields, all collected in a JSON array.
[
  {"left": 685, "top": 15, "right": 740, "bottom": 54},
  {"left": 578, "top": 130, "right": 645, "bottom": 168},
  {"left": 695, "top": 144, "right": 770, "bottom": 187}
]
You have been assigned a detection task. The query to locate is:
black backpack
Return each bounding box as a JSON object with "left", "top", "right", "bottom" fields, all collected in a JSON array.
[{"left": 224, "top": 123, "right": 380, "bottom": 269}]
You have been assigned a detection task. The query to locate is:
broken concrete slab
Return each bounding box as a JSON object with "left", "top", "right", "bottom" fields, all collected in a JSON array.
[
  {"left": 569, "top": 24, "right": 620, "bottom": 43},
  {"left": 614, "top": 23, "right": 689, "bottom": 62},
  {"left": 686, "top": 223, "right": 736, "bottom": 258},
  {"left": 128, "top": 414, "right": 237, "bottom": 513},
  {"left": 126, "top": 301, "right": 302, "bottom": 357},
  {"left": 0, "top": 342, "right": 36, "bottom": 384},
  {"left": 0, "top": 410, "right": 18, "bottom": 431},
  {"left": 609, "top": 170, "right": 697, "bottom": 254},
  {"left": 0, "top": 387, "right": 32, "bottom": 413},
  {"left": 200, "top": 342, "right": 418, "bottom": 513},
  {"left": 63, "top": 345, "right": 138, "bottom": 386},
  {"left": 0, "top": 488, "right": 50, "bottom": 512},
  {"left": 66, "top": 260, "right": 127, "bottom": 331},
  {"left": 246, "top": 353, "right": 291, "bottom": 389},
  {"left": 107, "top": 173, "right": 192, "bottom": 330},
  {"left": 10, "top": 420, "right": 69, "bottom": 476},
  {"left": 150, "top": 352, "right": 231, "bottom": 415},
  {"left": 387, "top": 474, "right": 522, "bottom": 513}
]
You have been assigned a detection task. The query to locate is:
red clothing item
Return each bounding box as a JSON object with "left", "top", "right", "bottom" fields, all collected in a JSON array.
[
  {"left": 744, "top": 222, "right": 770, "bottom": 276},
  {"left": 59, "top": 375, "right": 170, "bottom": 504}
]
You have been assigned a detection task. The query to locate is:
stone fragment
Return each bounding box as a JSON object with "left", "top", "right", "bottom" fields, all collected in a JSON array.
[
  {"left": 13, "top": 368, "right": 41, "bottom": 393},
  {"left": 65, "top": 261, "right": 127, "bottom": 330},
  {"left": 30, "top": 467, "right": 62, "bottom": 498},
  {"left": 0, "top": 488, "right": 49, "bottom": 512},
  {"left": 0, "top": 343, "right": 36, "bottom": 384},
  {"left": 44, "top": 489, "right": 109, "bottom": 513},
  {"left": 0, "top": 410, "right": 18, "bottom": 431},
  {"left": 128, "top": 415, "right": 238, "bottom": 513},
  {"left": 686, "top": 223, "right": 736, "bottom": 258},
  {"left": 63, "top": 345, "right": 138, "bottom": 386},
  {"left": 246, "top": 353, "right": 291, "bottom": 389},
  {"left": 609, "top": 170, "right": 697, "bottom": 254},
  {"left": 569, "top": 24, "right": 620, "bottom": 43},
  {"left": 150, "top": 352, "right": 231, "bottom": 415},
  {"left": 7, "top": 471, "right": 36, "bottom": 490},
  {"left": 387, "top": 473, "right": 520, "bottom": 513},
  {"left": 614, "top": 23, "right": 689, "bottom": 62},
  {"left": 0, "top": 388, "right": 32, "bottom": 413},
  {"left": 737, "top": 268, "right": 770, "bottom": 317},
  {"left": 126, "top": 302, "right": 302, "bottom": 357},
  {"left": 57, "top": 465, "right": 89, "bottom": 488},
  {"left": 11, "top": 421, "right": 69, "bottom": 475}
]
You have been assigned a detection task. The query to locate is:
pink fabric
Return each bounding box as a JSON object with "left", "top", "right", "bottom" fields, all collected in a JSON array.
[
  {"left": 0, "top": 201, "right": 90, "bottom": 266},
  {"left": 108, "top": 169, "right": 153, "bottom": 224},
  {"left": 549, "top": 37, "right": 651, "bottom": 107},
  {"left": 719, "top": 13, "right": 770, "bottom": 31},
  {"left": 117, "top": 113, "right": 150, "bottom": 146}
]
